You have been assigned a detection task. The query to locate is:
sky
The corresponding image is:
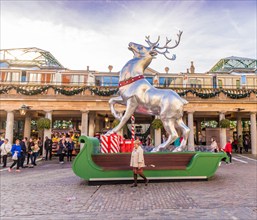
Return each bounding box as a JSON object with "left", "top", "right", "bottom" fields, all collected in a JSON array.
[{"left": 1, "top": 0, "right": 256, "bottom": 73}]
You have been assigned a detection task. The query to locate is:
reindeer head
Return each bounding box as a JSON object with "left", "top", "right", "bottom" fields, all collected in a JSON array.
[{"left": 128, "top": 42, "right": 158, "bottom": 59}]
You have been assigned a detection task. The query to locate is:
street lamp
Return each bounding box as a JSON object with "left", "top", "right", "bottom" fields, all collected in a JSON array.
[
  {"left": 19, "top": 104, "right": 30, "bottom": 116},
  {"left": 104, "top": 114, "right": 109, "bottom": 122}
]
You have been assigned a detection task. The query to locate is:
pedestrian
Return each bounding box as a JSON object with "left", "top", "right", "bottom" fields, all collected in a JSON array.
[
  {"left": 20, "top": 137, "right": 27, "bottom": 168},
  {"left": 232, "top": 138, "right": 238, "bottom": 153},
  {"left": 210, "top": 137, "right": 219, "bottom": 152},
  {"left": 44, "top": 136, "right": 53, "bottom": 161},
  {"left": 57, "top": 136, "right": 67, "bottom": 164},
  {"left": 0, "top": 138, "right": 11, "bottom": 168},
  {"left": 238, "top": 135, "right": 243, "bottom": 154},
  {"left": 130, "top": 139, "right": 148, "bottom": 187},
  {"left": 223, "top": 139, "right": 232, "bottom": 164},
  {"left": 161, "top": 134, "right": 166, "bottom": 143},
  {"left": 243, "top": 135, "right": 250, "bottom": 153},
  {"left": 31, "top": 142, "right": 40, "bottom": 166},
  {"left": 27, "top": 138, "right": 34, "bottom": 166},
  {"left": 9, "top": 139, "right": 22, "bottom": 172},
  {"left": 0, "top": 138, "right": 4, "bottom": 164},
  {"left": 67, "top": 138, "right": 74, "bottom": 162},
  {"left": 37, "top": 137, "right": 43, "bottom": 156}
]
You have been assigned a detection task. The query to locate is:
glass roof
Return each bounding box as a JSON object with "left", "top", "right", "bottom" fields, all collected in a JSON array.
[
  {"left": 0, "top": 47, "right": 64, "bottom": 69},
  {"left": 209, "top": 56, "right": 257, "bottom": 73}
]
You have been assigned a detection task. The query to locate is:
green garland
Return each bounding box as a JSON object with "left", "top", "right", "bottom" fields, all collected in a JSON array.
[
  {"left": 0, "top": 85, "right": 256, "bottom": 98},
  {"left": 151, "top": 119, "right": 164, "bottom": 129}
]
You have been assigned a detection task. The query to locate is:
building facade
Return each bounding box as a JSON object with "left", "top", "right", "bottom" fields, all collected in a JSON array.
[{"left": 0, "top": 48, "right": 256, "bottom": 154}]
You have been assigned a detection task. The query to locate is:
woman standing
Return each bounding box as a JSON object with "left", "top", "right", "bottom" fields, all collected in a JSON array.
[
  {"left": 31, "top": 142, "right": 40, "bottom": 166},
  {"left": 130, "top": 139, "right": 148, "bottom": 187},
  {"left": 210, "top": 138, "right": 219, "bottom": 152},
  {"left": 8, "top": 139, "right": 22, "bottom": 172},
  {"left": 57, "top": 136, "right": 67, "bottom": 164},
  {"left": 0, "top": 138, "right": 11, "bottom": 168}
]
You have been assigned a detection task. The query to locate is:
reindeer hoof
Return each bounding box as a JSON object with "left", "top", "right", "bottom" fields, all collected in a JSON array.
[
  {"left": 105, "top": 130, "right": 114, "bottom": 136},
  {"left": 173, "top": 147, "right": 182, "bottom": 152}
]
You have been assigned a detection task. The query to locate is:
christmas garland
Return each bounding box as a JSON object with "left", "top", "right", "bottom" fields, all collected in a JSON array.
[{"left": 0, "top": 85, "right": 256, "bottom": 99}]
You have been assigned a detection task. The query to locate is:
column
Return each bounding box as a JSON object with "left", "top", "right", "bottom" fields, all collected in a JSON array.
[
  {"left": 117, "top": 112, "right": 124, "bottom": 137},
  {"left": 88, "top": 112, "right": 95, "bottom": 137},
  {"left": 24, "top": 115, "right": 31, "bottom": 139},
  {"left": 154, "top": 116, "right": 161, "bottom": 146},
  {"left": 81, "top": 111, "right": 89, "bottom": 136},
  {"left": 250, "top": 112, "right": 256, "bottom": 155},
  {"left": 219, "top": 111, "right": 226, "bottom": 149},
  {"left": 237, "top": 115, "right": 242, "bottom": 137},
  {"left": 187, "top": 111, "right": 195, "bottom": 151},
  {"left": 5, "top": 111, "right": 14, "bottom": 144},
  {"left": 43, "top": 111, "right": 52, "bottom": 157}
]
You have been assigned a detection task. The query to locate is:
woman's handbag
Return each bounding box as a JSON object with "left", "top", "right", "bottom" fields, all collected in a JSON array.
[{"left": 12, "top": 151, "right": 18, "bottom": 160}]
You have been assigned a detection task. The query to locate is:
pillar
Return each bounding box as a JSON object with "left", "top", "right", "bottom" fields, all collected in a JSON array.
[
  {"left": 117, "top": 113, "right": 124, "bottom": 137},
  {"left": 219, "top": 111, "right": 226, "bottom": 149},
  {"left": 88, "top": 112, "right": 95, "bottom": 137},
  {"left": 24, "top": 115, "right": 31, "bottom": 139},
  {"left": 154, "top": 116, "right": 161, "bottom": 146},
  {"left": 5, "top": 111, "right": 14, "bottom": 144},
  {"left": 250, "top": 112, "right": 256, "bottom": 155},
  {"left": 187, "top": 111, "right": 195, "bottom": 151},
  {"left": 81, "top": 110, "right": 89, "bottom": 136},
  {"left": 237, "top": 115, "right": 242, "bottom": 137},
  {"left": 43, "top": 111, "right": 52, "bottom": 157}
]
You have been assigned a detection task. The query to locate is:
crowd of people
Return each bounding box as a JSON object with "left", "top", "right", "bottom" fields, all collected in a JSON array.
[{"left": 0, "top": 132, "right": 78, "bottom": 172}]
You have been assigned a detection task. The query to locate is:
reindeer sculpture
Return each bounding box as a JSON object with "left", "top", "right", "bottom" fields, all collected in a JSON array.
[{"left": 107, "top": 31, "right": 190, "bottom": 152}]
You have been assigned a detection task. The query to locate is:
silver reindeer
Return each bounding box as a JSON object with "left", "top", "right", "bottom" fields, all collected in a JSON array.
[{"left": 107, "top": 31, "right": 190, "bottom": 152}]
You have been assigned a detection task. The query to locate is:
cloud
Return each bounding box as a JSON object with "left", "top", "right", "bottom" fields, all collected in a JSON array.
[{"left": 1, "top": 1, "right": 256, "bottom": 73}]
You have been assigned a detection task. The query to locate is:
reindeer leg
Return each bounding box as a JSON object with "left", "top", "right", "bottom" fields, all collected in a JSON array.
[
  {"left": 151, "top": 119, "right": 178, "bottom": 152},
  {"left": 109, "top": 96, "right": 124, "bottom": 120},
  {"left": 173, "top": 118, "right": 190, "bottom": 152},
  {"left": 106, "top": 97, "right": 138, "bottom": 135}
]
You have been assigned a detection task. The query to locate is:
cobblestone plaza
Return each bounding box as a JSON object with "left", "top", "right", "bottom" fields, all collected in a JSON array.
[{"left": 0, "top": 154, "right": 256, "bottom": 220}]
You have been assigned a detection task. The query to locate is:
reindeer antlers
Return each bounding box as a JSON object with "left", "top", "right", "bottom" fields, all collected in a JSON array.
[{"left": 145, "top": 31, "right": 183, "bottom": 60}]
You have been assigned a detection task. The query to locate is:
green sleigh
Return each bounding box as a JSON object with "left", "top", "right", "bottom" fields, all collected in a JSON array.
[{"left": 72, "top": 136, "right": 228, "bottom": 182}]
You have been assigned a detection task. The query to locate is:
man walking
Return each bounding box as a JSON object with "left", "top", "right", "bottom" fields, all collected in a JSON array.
[{"left": 44, "top": 136, "right": 53, "bottom": 161}]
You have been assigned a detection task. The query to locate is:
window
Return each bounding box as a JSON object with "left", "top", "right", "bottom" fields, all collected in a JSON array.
[
  {"left": 236, "top": 80, "right": 240, "bottom": 89},
  {"left": 159, "top": 77, "right": 175, "bottom": 87},
  {"left": 218, "top": 79, "right": 223, "bottom": 88},
  {"left": 21, "top": 71, "right": 26, "bottom": 82},
  {"left": 145, "top": 77, "right": 153, "bottom": 85}
]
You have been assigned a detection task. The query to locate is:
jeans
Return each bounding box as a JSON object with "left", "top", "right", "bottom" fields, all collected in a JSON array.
[
  {"left": 59, "top": 153, "right": 64, "bottom": 162},
  {"left": 67, "top": 150, "right": 73, "bottom": 161},
  {"left": 31, "top": 152, "right": 38, "bottom": 165},
  {"left": 10, "top": 157, "right": 21, "bottom": 169},
  {"left": 45, "top": 148, "right": 52, "bottom": 160},
  {"left": 20, "top": 153, "right": 26, "bottom": 168},
  {"left": 2, "top": 155, "right": 8, "bottom": 167}
]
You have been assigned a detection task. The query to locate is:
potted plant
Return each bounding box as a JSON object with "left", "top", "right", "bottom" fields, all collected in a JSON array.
[
  {"left": 37, "top": 118, "right": 51, "bottom": 130},
  {"left": 219, "top": 119, "right": 230, "bottom": 128},
  {"left": 151, "top": 119, "right": 163, "bottom": 129}
]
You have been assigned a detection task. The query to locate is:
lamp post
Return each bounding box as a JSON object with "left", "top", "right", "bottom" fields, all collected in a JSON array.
[
  {"left": 19, "top": 104, "right": 30, "bottom": 116},
  {"left": 104, "top": 114, "right": 109, "bottom": 123}
]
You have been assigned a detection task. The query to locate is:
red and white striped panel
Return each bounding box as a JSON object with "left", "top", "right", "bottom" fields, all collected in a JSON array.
[{"left": 100, "top": 134, "right": 120, "bottom": 153}]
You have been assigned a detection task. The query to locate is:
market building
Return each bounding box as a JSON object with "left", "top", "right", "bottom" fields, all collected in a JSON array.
[{"left": 0, "top": 48, "right": 256, "bottom": 155}]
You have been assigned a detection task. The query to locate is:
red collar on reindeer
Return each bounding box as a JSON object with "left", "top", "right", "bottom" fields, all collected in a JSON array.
[{"left": 119, "top": 75, "right": 145, "bottom": 87}]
